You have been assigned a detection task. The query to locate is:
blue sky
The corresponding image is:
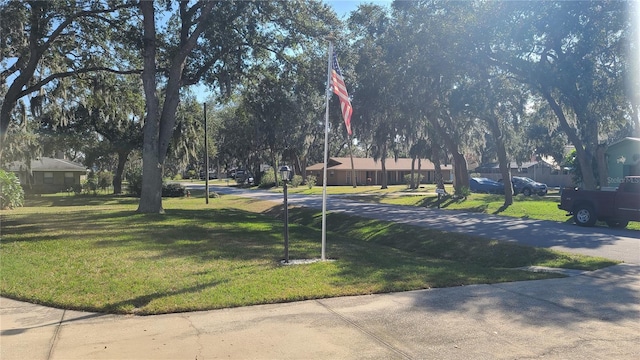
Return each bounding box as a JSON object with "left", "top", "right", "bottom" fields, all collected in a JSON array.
[{"left": 325, "top": 0, "right": 392, "bottom": 18}]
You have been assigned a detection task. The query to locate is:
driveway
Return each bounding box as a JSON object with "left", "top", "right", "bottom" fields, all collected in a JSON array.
[{"left": 202, "top": 185, "right": 640, "bottom": 264}]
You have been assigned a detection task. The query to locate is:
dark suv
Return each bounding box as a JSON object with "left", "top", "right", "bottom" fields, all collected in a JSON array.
[{"left": 511, "top": 176, "right": 547, "bottom": 196}]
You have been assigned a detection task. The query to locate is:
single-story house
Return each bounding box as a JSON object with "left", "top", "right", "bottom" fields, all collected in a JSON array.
[
  {"left": 5, "top": 157, "right": 87, "bottom": 193},
  {"left": 605, "top": 137, "right": 640, "bottom": 186},
  {"left": 306, "top": 157, "right": 453, "bottom": 186},
  {"left": 475, "top": 160, "right": 574, "bottom": 187}
]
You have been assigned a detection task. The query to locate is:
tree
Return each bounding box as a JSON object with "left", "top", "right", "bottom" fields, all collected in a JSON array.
[
  {"left": 485, "top": 0, "right": 633, "bottom": 189},
  {"left": 82, "top": 73, "right": 144, "bottom": 194},
  {"left": 137, "top": 0, "right": 338, "bottom": 213},
  {"left": 392, "top": 0, "right": 483, "bottom": 194},
  {"left": 349, "top": 4, "right": 404, "bottom": 189},
  {"left": 0, "top": 0, "right": 139, "bottom": 149}
]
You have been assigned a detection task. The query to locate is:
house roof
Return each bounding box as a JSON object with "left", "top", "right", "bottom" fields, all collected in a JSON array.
[
  {"left": 307, "top": 157, "right": 452, "bottom": 171},
  {"left": 606, "top": 137, "right": 640, "bottom": 152},
  {"left": 5, "top": 157, "right": 87, "bottom": 172},
  {"left": 475, "top": 160, "right": 555, "bottom": 171}
]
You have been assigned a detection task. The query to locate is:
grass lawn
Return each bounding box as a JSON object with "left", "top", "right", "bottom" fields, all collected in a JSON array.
[{"left": 0, "top": 193, "right": 618, "bottom": 315}]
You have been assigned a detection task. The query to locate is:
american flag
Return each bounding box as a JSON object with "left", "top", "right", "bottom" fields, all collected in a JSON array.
[{"left": 331, "top": 53, "right": 353, "bottom": 136}]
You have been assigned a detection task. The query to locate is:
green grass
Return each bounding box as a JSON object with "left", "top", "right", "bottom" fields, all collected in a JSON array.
[{"left": 0, "top": 193, "right": 618, "bottom": 315}]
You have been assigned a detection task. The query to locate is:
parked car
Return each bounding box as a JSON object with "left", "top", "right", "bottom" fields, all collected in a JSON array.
[
  {"left": 558, "top": 176, "right": 640, "bottom": 228},
  {"left": 235, "top": 170, "right": 254, "bottom": 185},
  {"left": 199, "top": 171, "right": 217, "bottom": 180},
  {"left": 499, "top": 176, "right": 548, "bottom": 196},
  {"left": 469, "top": 177, "right": 504, "bottom": 194},
  {"left": 513, "top": 176, "right": 548, "bottom": 196}
]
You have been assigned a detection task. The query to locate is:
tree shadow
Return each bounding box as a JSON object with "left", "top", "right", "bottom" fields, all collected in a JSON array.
[
  {"left": 493, "top": 204, "right": 510, "bottom": 214},
  {"left": 406, "top": 264, "right": 640, "bottom": 328}
]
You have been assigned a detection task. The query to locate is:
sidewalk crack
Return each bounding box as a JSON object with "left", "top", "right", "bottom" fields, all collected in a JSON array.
[{"left": 315, "top": 299, "right": 413, "bottom": 360}]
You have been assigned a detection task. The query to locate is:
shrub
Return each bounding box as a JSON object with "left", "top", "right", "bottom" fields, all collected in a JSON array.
[
  {"left": 97, "top": 171, "right": 113, "bottom": 192},
  {"left": 162, "top": 183, "right": 186, "bottom": 197},
  {"left": 0, "top": 169, "right": 24, "bottom": 210},
  {"left": 259, "top": 168, "right": 276, "bottom": 188},
  {"left": 84, "top": 171, "right": 98, "bottom": 194},
  {"left": 126, "top": 168, "right": 143, "bottom": 196},
  {"left": 173, "top": 173, "right": 183, "bottom": 180},
  {"left": 291, "top": 174, "right": 303, "bottom": 188},
  {"left": 306, "top": 175, "right": 317, "bottom": 189},
  {"left": 455, "top": 186, "right": 471, "bottom": 198},
  {"left": 403, "top": 173, "right": 423, "bottom": 188}
]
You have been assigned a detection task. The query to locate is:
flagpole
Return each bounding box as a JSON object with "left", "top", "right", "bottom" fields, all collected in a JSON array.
[
  {"left": 348, "top": 136, "right": 356, "bottom": 188},
  {"left": 322, "top": 35, "right": 334, "bottom": 261}
]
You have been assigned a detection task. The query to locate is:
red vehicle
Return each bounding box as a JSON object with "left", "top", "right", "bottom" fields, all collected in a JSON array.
[{"left": 558, "top": 176, "right": 640, "bottom": 228}]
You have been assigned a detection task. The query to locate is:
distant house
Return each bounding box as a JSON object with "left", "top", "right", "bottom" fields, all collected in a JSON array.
[
  {"left": 606, "top": 137, "right": 640, "bottom": 186},
  {"left": 475, "top": 160, "right": 574, "bottom": 187},
  {"left": 5, "top": 157, "right": 87, "bottom": 193},
  {"left": 306, "top": 157, "right": 453, "bottom": 186}
]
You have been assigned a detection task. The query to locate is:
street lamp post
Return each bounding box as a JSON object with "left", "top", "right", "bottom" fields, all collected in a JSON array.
[{"left": 279, "top": 165, "right": 291, "bottom": 263}]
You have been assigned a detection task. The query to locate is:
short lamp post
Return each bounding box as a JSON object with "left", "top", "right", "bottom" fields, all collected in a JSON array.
[{"left": 279, "top": 165, "right": 291, "bottom": 263}]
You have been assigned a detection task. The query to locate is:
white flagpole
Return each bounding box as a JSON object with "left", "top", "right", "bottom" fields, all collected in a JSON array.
[{"left": 322, "top": 36, "right": 334, "bottom": 261}]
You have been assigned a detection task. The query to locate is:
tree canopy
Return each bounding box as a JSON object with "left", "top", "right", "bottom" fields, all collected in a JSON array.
[{"left": 2, "top": 0, "right": 636, "bottom": 207}]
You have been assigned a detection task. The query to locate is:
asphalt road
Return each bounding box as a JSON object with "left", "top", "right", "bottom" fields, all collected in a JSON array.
[{"left": 201, "top": 184, "right": 640, "bottom": 264}]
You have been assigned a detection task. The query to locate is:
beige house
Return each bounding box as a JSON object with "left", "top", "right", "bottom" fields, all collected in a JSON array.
[
  {"left": 5, "top": 157, "right": 87, "bottom": 193},
  {"left": 306, "top": 157, "right": 453, "bottom": 186}
]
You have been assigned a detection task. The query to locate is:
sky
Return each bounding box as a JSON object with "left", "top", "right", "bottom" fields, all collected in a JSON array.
[{"left": 324, "top": 0, "right": 393, "bottom": 18}]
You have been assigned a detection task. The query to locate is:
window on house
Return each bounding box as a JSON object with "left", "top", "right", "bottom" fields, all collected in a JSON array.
[
  {"left": 64, "top": 172, "right": 74, "bottom": 185},
  {"left": 43, "top": 172, "right": 54, "bottom": 184}
]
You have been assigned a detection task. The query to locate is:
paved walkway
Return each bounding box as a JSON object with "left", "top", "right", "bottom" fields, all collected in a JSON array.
[{"left": 2, "top": 186, "right": 639, "bottom": 359}]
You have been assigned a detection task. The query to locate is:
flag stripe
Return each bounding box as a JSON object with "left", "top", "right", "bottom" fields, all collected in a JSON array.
[{"left": 331, "top": 53, "right": 352, "bottom": 136}]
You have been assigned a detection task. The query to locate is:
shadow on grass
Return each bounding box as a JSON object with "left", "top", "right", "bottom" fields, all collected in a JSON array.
[
  {"left": 25, "top": 194, "right": 139, "bottom": 207},
  {"left": 104, "top": 279, "right": 230, "bottom": 314}
]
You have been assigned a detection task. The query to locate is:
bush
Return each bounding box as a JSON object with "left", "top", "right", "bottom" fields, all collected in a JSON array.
[
  {"left": 291, "top": 174, "right": 303, "bottom": 188},
  {"left": 97, "top": 171, "right": 113, "bottom": 192},
  {"left": 306, "top": 175, "right": 317, "bottom": 189},
  {"left": 126, "top": 168, "right": 143, "bottom": 196},
  {"left": 403, "top": 173, "right": 423, "bottom": 188},
  {"left": 455, "top": 186, "right": 471, "bottom": 198},
  {"left": 84, "top": 171, "right": 98, "bottom": 194},
  {"left": 173, "top": 173, "right": 183, "bottom": 180},
  {"left": 162, "top": 183, "right": 186, "bottom": 197},
  {"left": 259, "top": 168, "right": 276, "bottom": 188},
  {"left": 0, "top": 169, "right": 24, "bottom": 209}
]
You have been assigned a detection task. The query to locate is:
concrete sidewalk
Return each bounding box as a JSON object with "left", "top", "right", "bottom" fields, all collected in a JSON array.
[{"left": 2, "top": 264, "right": 639, "bottom": 360}]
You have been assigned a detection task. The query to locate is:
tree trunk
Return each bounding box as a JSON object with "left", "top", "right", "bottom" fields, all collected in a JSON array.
[
  {"left": 380, "top": 157, "right": 388, "bottom": 189},
  {"left": 486, "top": 112, "right": 513, "bottom": 206},
  {"left": 595, "top": 144, "right": 608, "bottom": 187},
  {"left": 428, "top": 112, "right": 468, "bottom": 193},
  {"left": 497, "top": 145, "right": 513, "bottom": 206},
  {"left": 417, "top": 158, "right": 423, "bottom": 187},
  {"left": 137, "top": 1, "right": 163, "bottom": 213},
  {"left": 432, "top": 149, "right": 445, "bottom": 192},
  {"left": 541, "top": 88, "right": 597, "bottom": 189},
  {"left": 271, "top": 151, "right": 278, "bottom": 187},
  {"left": 410, "top": 157, "right": 416, "bottom": 189},
  {"left": 451, "top": 152, "right": 469, "bottom": 193},
  {"left": 113, "top": 150, "right": 129, "bottom": 194}
]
